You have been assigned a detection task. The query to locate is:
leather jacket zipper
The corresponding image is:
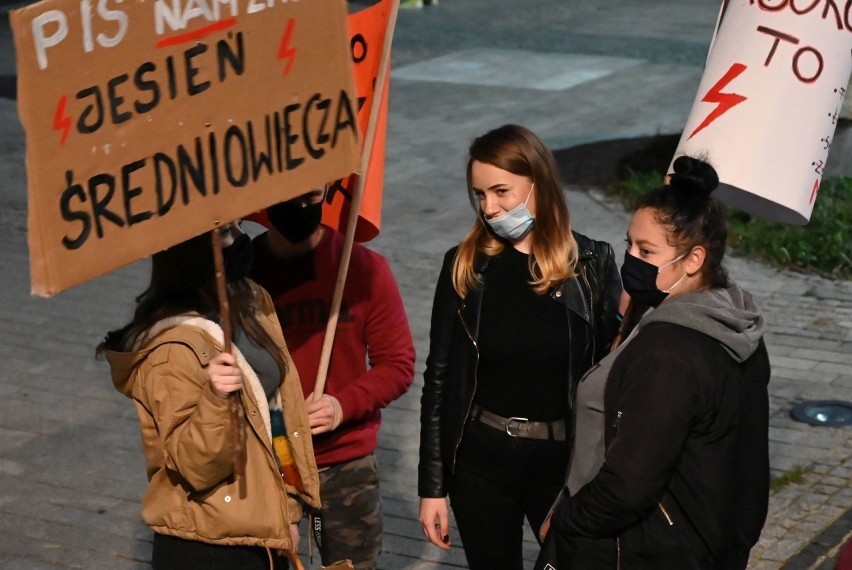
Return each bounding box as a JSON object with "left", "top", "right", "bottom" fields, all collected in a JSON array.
[
  {"left": 579, "top": 263, "right": 596, "bottom": 359},
  {"left": 658, "top": 501, "right": 674, "bottom": 526},
  {"left": 616, "top": 534, "right": 622, "bottom": 570},
  {"left": 451, "top": 305, "right": 479, "bottom": 472}
]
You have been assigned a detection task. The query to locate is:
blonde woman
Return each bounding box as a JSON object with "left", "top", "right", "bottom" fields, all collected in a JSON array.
[{"left": 418, "top": 124, "right": 621, "bottom": 569}]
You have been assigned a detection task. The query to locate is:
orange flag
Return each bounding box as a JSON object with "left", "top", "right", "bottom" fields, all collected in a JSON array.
[
  {"left": 250, "top": 0, "right": 391, "bottom": 240},
  {"left": 322, "top": 0, "right": 391, "bottom": 242}
]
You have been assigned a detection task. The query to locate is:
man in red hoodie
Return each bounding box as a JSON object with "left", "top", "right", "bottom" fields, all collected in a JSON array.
[{"left": 250, "top": 187, "right": 415, "bottom": 569}]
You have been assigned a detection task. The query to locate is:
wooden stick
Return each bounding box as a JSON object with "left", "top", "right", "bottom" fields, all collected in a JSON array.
[
  {"left": 284, "top": 550, "right": 306, "bottom": 570},
  {"left": 312, "top": 0, "right": 400, "bottom": 402},
  {"left": 211, "top": 227, "right": 246, "bottom": 480}
]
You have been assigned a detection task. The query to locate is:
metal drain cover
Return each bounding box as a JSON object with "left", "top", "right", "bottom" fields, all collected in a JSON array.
[{"left": 791, "top": 400, "right": 852, "bottom": 427}]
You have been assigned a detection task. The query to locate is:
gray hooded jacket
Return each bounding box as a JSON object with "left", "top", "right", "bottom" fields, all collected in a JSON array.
[
  {"left": 640, "top": 282, "right": 765, "bottom": 363},
  {"left": 557, "top": 281, "right": 771, "bottom": 569}
]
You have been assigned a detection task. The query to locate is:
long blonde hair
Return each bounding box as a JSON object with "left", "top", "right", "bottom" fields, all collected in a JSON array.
[{"left": 452, "top": 124, "right": 578, "bottom": 298}]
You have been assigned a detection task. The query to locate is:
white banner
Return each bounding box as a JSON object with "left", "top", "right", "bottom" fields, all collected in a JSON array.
[{"left": 673, "top": 0, "right": 852, "bottom": 224}]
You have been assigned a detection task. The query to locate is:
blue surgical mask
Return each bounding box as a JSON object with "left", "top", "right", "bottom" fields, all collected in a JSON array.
[{"left": 484, "top": 184, "right": 535, "bottom": 241}]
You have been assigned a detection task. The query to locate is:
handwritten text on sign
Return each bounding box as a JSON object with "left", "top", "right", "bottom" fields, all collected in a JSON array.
[{"left": 13, "top": 0, "right": 360, "bottom": 296}]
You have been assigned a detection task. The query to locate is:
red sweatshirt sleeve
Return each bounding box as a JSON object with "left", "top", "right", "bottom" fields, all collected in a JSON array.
[{"left": 333, "top": 254, "right": 415, "bottom": 421}]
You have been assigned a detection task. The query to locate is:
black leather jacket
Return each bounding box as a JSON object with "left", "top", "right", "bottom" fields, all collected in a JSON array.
[{"left": 418, "top": 232, "right": 622, "bottom": 498}]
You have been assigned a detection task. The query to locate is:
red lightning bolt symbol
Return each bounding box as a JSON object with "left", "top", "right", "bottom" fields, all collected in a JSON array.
[
  {"left": 53, "top": 95, "right": 72, "bottom": 146},
  {"left": 688, "top": 63, "right": 748, "bottom": 140},
  {"left": 810, "top": 179, "right": 820, "bottom": 204},
  {"left": 278, "top": 18, "right": 297, "bottom": 77}
]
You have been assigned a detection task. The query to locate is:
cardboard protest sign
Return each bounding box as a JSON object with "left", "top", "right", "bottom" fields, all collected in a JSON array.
[
  {"left": 12, "top": 0, "right": 360, "bottom": 296},
  {"left": 672, "top": 0, "right": 852, "bottom": 225},
  {"left": 323, "top": 0, "right": 392, "bottom": 242}
]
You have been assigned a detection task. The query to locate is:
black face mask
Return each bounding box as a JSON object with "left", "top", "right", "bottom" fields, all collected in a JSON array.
[
  {"left": 620, "top": 251, "right": 671, "bottom": 308},
  {"left": 267, "top": 200, "right": 323, "bottom": 244},
  {"left": 222, "top": 233, "right": 254, "bottom": 283}
]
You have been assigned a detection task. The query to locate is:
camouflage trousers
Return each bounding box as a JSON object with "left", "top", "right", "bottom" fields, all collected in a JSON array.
[{"left": 313, "top": 453, "right": 382, "bottom": 570}]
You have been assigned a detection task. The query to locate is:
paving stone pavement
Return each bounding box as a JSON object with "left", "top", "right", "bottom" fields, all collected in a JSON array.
[{"left": 1, "top": 1, "right": 851, "bottom": 569}]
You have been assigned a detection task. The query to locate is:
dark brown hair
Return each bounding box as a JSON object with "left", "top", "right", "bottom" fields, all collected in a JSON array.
[
  {"left": 634, "top": 155, "right": 729, "bottom": 289},
  {"left": 97, "top": 232, "right": 286, "bottom": 374}
]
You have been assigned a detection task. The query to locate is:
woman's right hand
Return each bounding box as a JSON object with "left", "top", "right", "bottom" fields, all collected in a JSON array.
[
  {"left": 208, "top": 353, "right": 242, "bottom": 398},
  {"left": 419, "top": 497, "right": 452, "bottom": 550}
]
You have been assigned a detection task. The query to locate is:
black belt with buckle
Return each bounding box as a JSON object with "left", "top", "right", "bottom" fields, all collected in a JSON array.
[{"left": 470, "top": 404, "right": 566, "bottom": 441}]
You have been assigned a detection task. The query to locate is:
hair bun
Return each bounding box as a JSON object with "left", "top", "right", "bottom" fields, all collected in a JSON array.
[{"left": 669, "top": 156, "right": 719, "bottom": 198}]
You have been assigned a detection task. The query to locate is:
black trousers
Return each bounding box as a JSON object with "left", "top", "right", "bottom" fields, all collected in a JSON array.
[
  {"left": 449, "top": 419, "right": 569, "bottom": 570},
  {"left": 152, "top": 533, "right": 290, "bottom": 570}
]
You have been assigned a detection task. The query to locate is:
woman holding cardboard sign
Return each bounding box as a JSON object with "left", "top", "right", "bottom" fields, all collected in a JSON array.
[
  {"left": 417, "top": 124, "right": 621, "bottom": 569},
  {"left": 99, "top": 224, "right": 320, "bottom": 569}
]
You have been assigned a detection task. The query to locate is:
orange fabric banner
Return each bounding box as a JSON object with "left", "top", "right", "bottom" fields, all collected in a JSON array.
[
  {"left": 248, "top": 0, "right": 391, "bottom": 240},
  {"left": 322, "top": 0, "right": 391, "bottom": 242}
]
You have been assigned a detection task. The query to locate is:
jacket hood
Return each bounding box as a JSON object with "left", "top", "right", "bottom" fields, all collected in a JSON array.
[
  {"left": 105, "top": 319, "right": 215, "bottom": 399},
  {"left": 106, "top": 343, "right": 156, "bottom": 398},
  {"left": 639, "top": 282, "right": 765, "bottom": 363}
]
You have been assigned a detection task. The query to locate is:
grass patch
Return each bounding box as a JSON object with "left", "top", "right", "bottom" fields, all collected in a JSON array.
[
  {"left": 609, "top": 170, "right": 852, "bottom": 279},
  {"left": 610, "top": 169, "right": 665, "bottom": 208},
  {"left": 728, "top": 178, "right": 851, "bottom": 279},
  {"left": 769, "top": 464, "right": 814, "bottom": 493}
]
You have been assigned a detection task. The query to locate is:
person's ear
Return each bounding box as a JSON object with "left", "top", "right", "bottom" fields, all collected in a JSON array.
[{"left": 684, "top": 245, "right": 706, "bottom": 276}]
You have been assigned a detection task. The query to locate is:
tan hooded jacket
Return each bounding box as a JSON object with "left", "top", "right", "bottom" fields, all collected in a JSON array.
[{"left": 106, "top": 285, "right": 320, "bottom": 552}]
